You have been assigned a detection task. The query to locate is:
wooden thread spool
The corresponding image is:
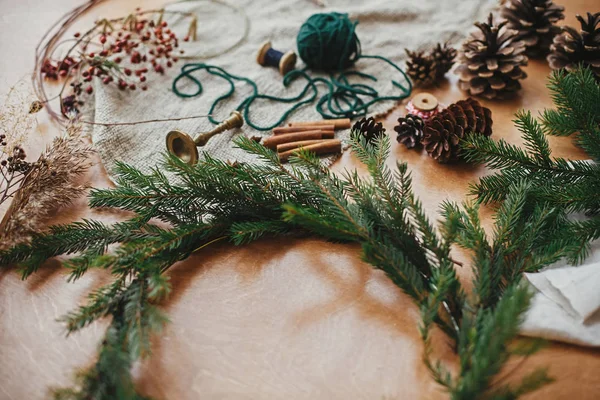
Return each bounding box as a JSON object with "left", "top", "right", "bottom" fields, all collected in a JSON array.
[
  {"left": 166, "top": 111, "right": 244, "bottom": 165},
  {"left": 406, "top": 92, "right": 441, "bottom": 120},
  {"left": 257, "top": 41, "right": 297, "bottom": 75}
]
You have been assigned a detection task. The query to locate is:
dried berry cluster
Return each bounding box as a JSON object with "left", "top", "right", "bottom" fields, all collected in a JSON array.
[
  {"left": 40, "top": 10, "right": 196, "bottom": 116},
  {"left": 1, "top": 134, "right": 33, "bottom": 204}
]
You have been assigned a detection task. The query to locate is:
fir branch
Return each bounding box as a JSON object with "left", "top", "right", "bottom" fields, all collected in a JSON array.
[{"left": 0, "top": 129, "right": 578, "bottom": 399}]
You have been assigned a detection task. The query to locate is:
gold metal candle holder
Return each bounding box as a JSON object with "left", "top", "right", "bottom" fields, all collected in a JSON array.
[{"left": 166, "top": 111, "right": 244, "bottom": 165}]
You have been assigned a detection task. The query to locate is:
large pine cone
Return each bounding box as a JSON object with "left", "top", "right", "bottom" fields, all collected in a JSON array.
[
  {"left": 456, "top": 14, "right": 528, "bottom": 99},
  {"left": 501, "top": 0, "right": 565, "bottom": 57},
  {"left": 395, "top": 114, "right": 425, "bottom": 149},
  {"left": 432, "top": 42, "right": 457, "bottom": 79},
  {"left": 422, "top": 98, "right": 493, "bottom": 163},
  {"left": 547, "top": 12, "right": 600, "bottom": 79},
  {"left": 406, "top": 49, "right": 437, "bottom": 87},
  {"left": 351, "top": 117, "right": 386, "bottom": 144}
]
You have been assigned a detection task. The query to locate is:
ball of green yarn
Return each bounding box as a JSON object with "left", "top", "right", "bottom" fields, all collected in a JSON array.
[{"left": 296, "top": 12, "right": 361, "bottom": 71}]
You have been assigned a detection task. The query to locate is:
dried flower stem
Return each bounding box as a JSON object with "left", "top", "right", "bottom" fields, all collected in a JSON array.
[
  {"left": 34, "top": 5, "right": 197, "bottom": 122},
  {"left": 0, "top": 123, "right": 93, "bottom": 250}
]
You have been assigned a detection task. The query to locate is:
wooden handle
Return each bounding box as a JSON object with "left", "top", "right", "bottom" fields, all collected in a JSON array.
[
  {"left": 288, "top": 118, "right": 351, "bottom": 130},
  {"left": 263, "top": 130, "right": 334, "bottom": 149},
  {"left": 273, "top": 125, "right": 335, "bottom": 135},
  {"left": 276, "top": 139, "right": 327, "bottom": 152},
  {"left": 278, "top": 139, "right": 342, "bottom": 162}
]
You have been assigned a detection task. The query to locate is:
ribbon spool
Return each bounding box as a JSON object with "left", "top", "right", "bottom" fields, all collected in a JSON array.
[
  {"left": 406, "top": 92, "right": 442, "bottom": 120},
  {"left": 257, "top": 41, "right": 297, "bottom": 75}
]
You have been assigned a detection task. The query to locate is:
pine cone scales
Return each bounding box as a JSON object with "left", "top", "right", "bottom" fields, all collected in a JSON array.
[
  {"left": 351, "top": 117, "right": 386, "bottom": 144},
  {"left": 422, "top": 98, "right": 493, "bottom": 162},
  {"left": 406, "top": 49, "right": 437, "bottom": 87},
  {"left": 432, "top": 43, "right": 457, "bottom": 78},
  {"left": 501, "top": 0, "right": 565, "bottom": 57},
  {"left": 456, "top": 14, "right": 528, "bottom": 99},
  {"left": 395, "top": 114, "right": 424, "bottom": 149},
  {"left": 547, "top": 12, "right": 600, "bottom": 79}
]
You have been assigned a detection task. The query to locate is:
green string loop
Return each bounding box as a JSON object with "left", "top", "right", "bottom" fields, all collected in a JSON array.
[{"left": 171, "top": 12, "right": 412, "bottom": 130}]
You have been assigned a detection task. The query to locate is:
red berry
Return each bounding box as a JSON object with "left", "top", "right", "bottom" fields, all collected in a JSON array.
[
  {"left": 124, "top": 68, "right": 132, "bottom": 76},
  {"left": 140, "top": 75, "right": 146, "bottom": 82},
  {"left": 114, "top": 57, "right": 122, "bottom": 63},
  {"left": 161, "top": 21, "right": 168, "bottom": 27},
  {"left": 100, "top": 50, "right": 108, "bottom": 57},
  {"left": 129, "top": 84, "right": 136, "bottom": 90},
  {"left": 103, "top": 77, "right": 111, "bottom": 84},
  {"left": 86, "top": 86, "right": 93, "bottom": 94},
  {"left": 167, "top": 61, "right": 172, "bottom": 68},
  {"left": 74, "top": 32, "right": 81, "bottom": 38},
  {"left": 100, "top": 35, "right": 107, "bottom": 44},
  {"left": 82, "top": 71, "right": 89, "bottom": 77},
  {"left": 142, "top": 85, "right": 148, "bottom": 91},
  {"left": 59, "top": 70, "right": 68, "bottom": 77},
  {"left": 183, "top": 36, "right": 189, "bottom": 42}
]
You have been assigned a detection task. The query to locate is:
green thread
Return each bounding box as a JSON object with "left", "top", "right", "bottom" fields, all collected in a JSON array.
[
  {"left": 172, "top": 12, "right": 412, "bottom": 131},
  {"left": 296, "top": 12, "right": 360, "bottom": 71}
]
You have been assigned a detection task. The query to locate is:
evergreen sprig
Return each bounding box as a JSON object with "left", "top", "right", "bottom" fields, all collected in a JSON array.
[
  {"left": 0, "top": 131, "right": 569, "bottom": 399},
  {"left": 462, "top": 66, "right": 600, "bottom": 263},
  {"left": 5, "top": 68, "right": 599, "bottom": 397}
]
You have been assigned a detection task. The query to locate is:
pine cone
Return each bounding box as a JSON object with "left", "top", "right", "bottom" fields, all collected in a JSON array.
[
  {"left": 351, "top": 117, "right": 386, "bottom": 144},
  {"left": 432, "top": 42, "right": 457, "bottom": 79},
  {"left": 422, "top": 98, "right": 493, "bottom": 163},
  {"left": 394, "top": 114, "right": 425, "bottom": 149},
  {"left": 456, "top": 14, "right": 528, "bottom": 99},
  {"left": 547, "top": 12, "right": 600, "bottom": 79},
  {"left": 406, "top": 49, "right": 437, "bottom": 87},
  {"left": 501, "top": 0, "right": 565, "bottom": 57}
]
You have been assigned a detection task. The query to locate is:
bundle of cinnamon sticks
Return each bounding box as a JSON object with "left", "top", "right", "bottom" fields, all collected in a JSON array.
[{"left": 264, "top": 118, "right": 350, "bottom": 162}]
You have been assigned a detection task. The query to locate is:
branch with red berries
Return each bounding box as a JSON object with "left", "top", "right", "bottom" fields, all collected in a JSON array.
[{"left": 37, "top": 8, "right": 197, "bottom": 120}]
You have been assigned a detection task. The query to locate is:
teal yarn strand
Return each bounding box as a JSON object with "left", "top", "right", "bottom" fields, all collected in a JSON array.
[
  {"left": 172, "top": 12, "right": 412, "bottom": 131},
  {"left": 296, "top": 12, "right": 360, "bottom": 71}
]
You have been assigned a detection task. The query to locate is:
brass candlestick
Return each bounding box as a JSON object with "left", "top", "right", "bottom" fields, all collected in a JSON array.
[{"left": 166, "top": 111, "right": 244, "bottom": 165}]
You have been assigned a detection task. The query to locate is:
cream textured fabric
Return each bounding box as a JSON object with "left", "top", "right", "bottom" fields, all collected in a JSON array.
[
  {"left": 521, "top": 244, "right": 600, "bottom": 347},
  {"left": 90, "top": 0, "right": 497, "bottom": 180}
]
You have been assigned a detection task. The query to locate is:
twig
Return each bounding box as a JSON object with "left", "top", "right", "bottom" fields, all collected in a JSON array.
[{"left": 79, "top": 114, "right": 212, "bottom": 127}]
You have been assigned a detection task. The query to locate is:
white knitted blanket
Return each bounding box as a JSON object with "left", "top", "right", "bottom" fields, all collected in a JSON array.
[{"left": 89, "top": 0, "right": 497, "bottom": 179}]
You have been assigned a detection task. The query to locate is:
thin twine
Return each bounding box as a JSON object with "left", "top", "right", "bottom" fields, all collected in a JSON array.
[{"left": 173, "top": 0, "right": 250, "bottom": 60}]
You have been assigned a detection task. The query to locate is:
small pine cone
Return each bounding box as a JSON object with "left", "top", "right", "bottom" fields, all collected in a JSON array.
[
  {"left": 351, "top": 117, "right": 386, "bottom": 144},
  {"left": 501, "top": 0, "right": 565, "bottom": 57},
  {"left": 394, "top": 114, "right": 424, "bottom": 149},
  {"left": 405, "top": 49, "right": 437, "bottom": 87},
  {"left": 456, "top": 14, "right": 528, "bottom": 99},
  {"left": 432, "top": 42, "right": 457, "bottom": 79},
  {"left": 422, "top": 98, "right": 493, "bottom": 163},
  {"left": 547, "top": 12, "right": 600, "bottom": 79}
]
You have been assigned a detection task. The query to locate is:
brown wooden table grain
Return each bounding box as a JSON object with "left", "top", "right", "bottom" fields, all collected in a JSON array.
[{"left": 1, "top": 1, "right": 599, "bottom": 399}]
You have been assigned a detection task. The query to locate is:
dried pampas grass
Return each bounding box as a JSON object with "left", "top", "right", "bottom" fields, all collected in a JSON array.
[{"left": 0, "top": 123, "right": 93, "bottom": 250}]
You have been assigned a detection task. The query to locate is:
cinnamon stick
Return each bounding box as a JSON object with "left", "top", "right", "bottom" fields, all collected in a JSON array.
[
  {"left": 288, "top": 118, "right": 351, "bottom": 130},
  {"left": 278, "top": 139, "right": 342, "bottom": 162},
  {"left": 273, "top": 125, "right": 335, "bottom": 135},
  {"left": 263, "top": 130, "right": 334, "bottom": 149},
  {"left": 276, "top": 139, "right": 327, "bottom": 153}
]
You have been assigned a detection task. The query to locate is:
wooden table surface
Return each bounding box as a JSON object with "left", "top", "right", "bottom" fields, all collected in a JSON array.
[{"left": 1, "top": 1, "right": 599, "bottom": 399}]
